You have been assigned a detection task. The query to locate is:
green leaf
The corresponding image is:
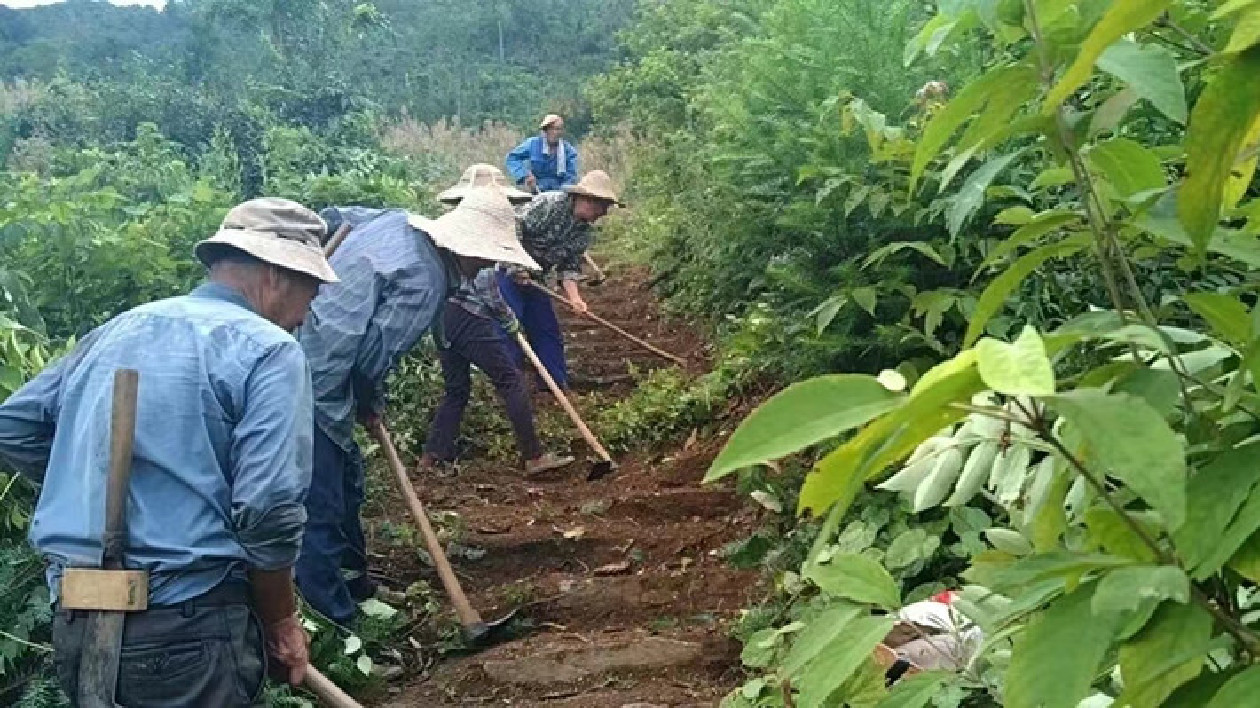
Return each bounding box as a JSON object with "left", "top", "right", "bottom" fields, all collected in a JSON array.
[
  {"left": 1048, "top": 390, "right": 1187, "bottom": 530},
  {"left": 740, "top": 629, "right": 781, "bottom": 668},
  {"left": 976, "top": 326, "right": 1056, "bottom": 396},
  {"left": 1005, "top": 582, "right": 1128, "bottom": 708},
  {"left": 853, "top": 287, "right": 879, "bottom": 316},
  {"left": 863, "top": 241, "right": 948, "bottom": 269},
  {"left": 1136, "top": 191, "right": 1260, "bottom": 268},
  {"left": 994, "top": 206, "right": 1036, "bottom": 225},
  {"left": 1031, "top": 166, "right": 1076, "bottom": 190},
  {"left": 1043, "top": 0, "right": 1173, "bottom": 113},
  {"left": 911, "top": 63, "right": 1037, "bottom": 193},
  {"left": 1096, "top": 40, "right": 1187, "bottom": 124},
  {"left": 1184, "top": 292, "right": 1254, "bottom": 347},
  {"left": 781, "top": 603, "right": 864, "bottom": 676},
  {"left": 981, "top": 209, "right": 1082, "bottom": 268},
  {"left": 804, "top": 553, "right": 902, "bottom": 609},
  {"left": 1085, "top": 507, "right": 1158, "bottom": 563},
  {"left": 1089, "top": 88, "right": 1142, "bottom": 138},
  {"left": 1225, "top": 8, "right": 1260, "bottom": 54},
  {"left": 1179, "top": 47, "right": 1260, "bottom": 252},
  {"left": 356, "top": 654, "right": 373, "bottom": 676},
  {"left": 358, "top": 598, "right": 397, "bottom": 619},
  {"left": 794, "top": 616, "right": 896, "bottom": 707},
  {"left": 972, "top": 551, "right": 1135, "bottom": 595},
  {"left": 965, "top": 235, "right": 1092, "bottom": 346},
  {"left": 876, "top": 672, "right": 953, "bottom": 708},
  {"left": 1174, "top": 443, "right": 1260, "bottom": 576},
  {"left": 947, "top": 152, "right": 1021, "bottom": 237},
  {"left": 1086, "top": 137, "right": 1166, "bottom": 200},
  {"left": 344, "top": 635, "right": 363, "bottom": 655},
  {"left": 1117, "top": 601, "right": 1213, "bottom": 707},
  {"left": 1092, "top": 566, "right": 1189, "bottom": 615},
  {"left": 1206, "top": 666, "right": 1260, "bottom": 707},
  {"left": 706, "top": 375, "right": 902, "bottom": 482},
  {"left": 813, "top": 294, "right": 848, "bottom": 334},
  {"left": 1166, "top": 670, "right": 1243, "bottom": 708}
]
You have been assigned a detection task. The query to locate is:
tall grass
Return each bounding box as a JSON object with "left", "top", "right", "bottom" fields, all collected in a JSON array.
[{"left": 0, "top": 80, "right": 41, "bottom": 117}]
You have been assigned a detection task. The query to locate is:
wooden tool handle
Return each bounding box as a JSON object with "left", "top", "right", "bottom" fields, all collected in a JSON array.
[
  {"left": 515, "top": 333, "right": 613, "bottom": 463},
  {"left": 303, "top": 666, "right": 364, "bottom": 708},
  {"left": 528, "top": 282, "right": 687, "bottom": 366},
  {"left": 370, "top": 421, "right": 483, "bottom": 628},
  {"left": 582, "top": 253, "right": 607, "bottom": 282},
  {"left": 102, "top": 369, "right": 139, "bottom": 569},
  {"left": 323, "top": 223, "right": 352, "bottom": 258}
]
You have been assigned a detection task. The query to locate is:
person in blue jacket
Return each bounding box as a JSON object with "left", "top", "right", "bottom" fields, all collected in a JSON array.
[{"left": 506, "top": 114, "right": 580, "bottom": 193}]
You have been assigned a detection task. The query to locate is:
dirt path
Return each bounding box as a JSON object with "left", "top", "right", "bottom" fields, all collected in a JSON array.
[{"left": 368, "top": 263, "right": 763, "bottom": 706}]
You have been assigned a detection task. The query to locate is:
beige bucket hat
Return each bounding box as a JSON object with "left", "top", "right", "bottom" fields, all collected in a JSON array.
[
  {"left": 539, "top": 114, "right": 564, "bottom": 130},
  {"left": 408, "top": 187, "right": 540, "bottom": 271},
  {"left": 563, "top": 170, "right": 624, "bottom": 206},
  {"left": 438, "top": 164, "right": 534, "bottom": 205},
  {"left": 195, "top": 198, "right": 339, "bottom": 283}
]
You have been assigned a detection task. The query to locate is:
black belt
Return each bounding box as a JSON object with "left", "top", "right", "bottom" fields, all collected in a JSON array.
[{"left": 150, "top": 581, "right": 252, "bottom": 613}]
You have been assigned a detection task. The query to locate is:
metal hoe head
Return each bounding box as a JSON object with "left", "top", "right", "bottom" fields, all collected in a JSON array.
[
  {"left": 587, "top": 458, "right": 617, "bottom": 482},
  {"left": 462, "top": 608, "right": 520, "bottom": 648}
]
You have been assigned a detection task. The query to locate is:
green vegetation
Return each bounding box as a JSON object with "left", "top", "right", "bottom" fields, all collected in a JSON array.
[{"left": 591, "top": 0, "right": 1260, "bottom": 705}]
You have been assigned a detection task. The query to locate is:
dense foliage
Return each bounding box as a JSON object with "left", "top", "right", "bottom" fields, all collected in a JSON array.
[{"left": 671, "top": 0, "right": 1260, "bottom": 705}]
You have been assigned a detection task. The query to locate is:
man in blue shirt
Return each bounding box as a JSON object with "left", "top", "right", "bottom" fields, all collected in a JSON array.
[
  {"left": 506, "top": 114, "right": 580, "bottom": 193},
  {"left": 0, "top": 198, "right": 339, "bottom": 706},
  {"left": 296, "top": 187, "right": 539, "bottom": 627}
]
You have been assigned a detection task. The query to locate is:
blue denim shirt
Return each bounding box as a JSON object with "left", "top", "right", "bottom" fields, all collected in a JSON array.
[
  {"left": 298, "top": 208, "right": 453, "bottom": 452},
  {"left": 0, "top": 282, "right": 314, "bottom": 605},
  {"left": 506, "top": 135, "right": 580, "bottom": 192}
]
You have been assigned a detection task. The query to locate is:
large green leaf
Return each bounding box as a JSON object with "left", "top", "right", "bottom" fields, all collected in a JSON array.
[
  {"left": 1086, "top": 137, "right": 1166, "bottom": 200},
  {"left": 706, "top": 375, "right": 902, "bottom": 482},
  {"left": 972, "top": 551, "right": 1134, "bottom": 594},
  {"left": 976, "top": 326, "right": 1055, "bottom": 396},
  {"left": 1091, "top": 566, "right": 1189, "bottom": 615},
  {"left": 1225, "top": 7, "right": 1260, "bottom": 54},
  {"left": 1005, "top": 582, "right": 1128, "bottom": 708},
  {"left": 946, "top": 151, "right": 1022, "bottom": 237},
  {"left": 1048, "top": 390, "right": 1187, "bottom": 530},
  {"left": 1135, "top": 192, "right": 1260, "bottom": 268},
  {"left": 964, "top": 235, "right": 1092, "bottom": 346},
  {"left": 794, "top": 615, "right": 896, "bottom": 707},
  {"left": 1179, "top": 47, "right": 1260, "bottom": 252},
  {"left": 1184, "top": 292, "right": 1254, "bottom": 347},
  {"left": 911, "top": 63, "right": 1037, "bottom": 193},
  {"left": 1043, "top": 0, "right": 1172, "bottom": 113},
  {"left": 1117, "top": 601, "right": 1212, "bottom": 707},
  {"left": 780, "top": 603, "right": 865, "bottom": 676},
  {"left": 1191, "top": 482, "right": 1260, "bottom": 579},
  {"left": 1096, "top": 40, "right": 1187, "bottom": 124},
  {"left": 982, "top": 209, "right": 1082, "bottom": 268},
  {"left": 805, "top": 553, "right": 902, "bottom": 610},
  {"left": 1173, "top": 443, "right": 1260, "bottom": 576},
  {"left": 876, "top": 672, "right": 953, "bottom": 708},
  {"left": 1206, "top": 665, "right": 1260, "bottom": 707}
]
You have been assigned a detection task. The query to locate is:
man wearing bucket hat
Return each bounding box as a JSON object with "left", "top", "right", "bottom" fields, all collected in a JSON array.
[
  {"left": 420, "top": 165, "right": 575, "bottom": 478},
  {"left": 0, "top": 198, "right": 336, "bottom": 704},
  {"left": 499, "top": 170, "right": 623, "bottom": 389},
  {"left": 295, "top": 187, "right": 538, "bottom": 627},
  {"left": 506, "top": 114, "right": 580, "bottom": 193}
]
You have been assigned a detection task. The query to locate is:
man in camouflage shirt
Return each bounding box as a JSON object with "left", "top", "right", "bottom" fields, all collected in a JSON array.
[{"left": 497, "top": 170, "right": 622, "bottom": 388}]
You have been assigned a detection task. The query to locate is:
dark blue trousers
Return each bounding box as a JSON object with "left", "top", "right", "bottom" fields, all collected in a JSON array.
[
  {"left": 496, "top": 271, "right": 568, "bottom": 388},
  {"left": 296, "top": 426, "right": 368, "bottom": 627}
]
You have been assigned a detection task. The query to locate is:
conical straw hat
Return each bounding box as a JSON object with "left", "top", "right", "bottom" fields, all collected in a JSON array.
[
  {"left": 438, "top": 164, "right": 533, "bottom": 205},
  {"left": 409, "top": 187, "right": 539, "bottom": 270},
  {"left": 563, "top": 170, "right": 624, "bottom": 206}
]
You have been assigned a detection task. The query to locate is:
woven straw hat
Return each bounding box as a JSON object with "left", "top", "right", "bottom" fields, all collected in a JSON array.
[
  {"left": 195, "top": 198, "right": 339, "bottom": 283},
  {"left": 539, "top": 114, "right": 564, "bottom": 130},
  {"left": 408, "top": 187, "right": 540, "bottom": 270},
  {"left": 438, "top": 164, "right": 533, "bottom": 205},
  {"left": 563, "top": 170, "right": 623, "bottom": 206}
]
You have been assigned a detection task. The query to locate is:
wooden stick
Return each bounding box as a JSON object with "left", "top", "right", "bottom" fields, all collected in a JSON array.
[
  {"left": 582, "top": 253, "right": 607, "bottom": 283},
  {"left": 370, "top": 421, "right": 484, "bottom": 629},
  {"left": 528, "top": 283, "right": 686, "bottom": 366},
  {"left": 303, "top": 666, "right": 364, "bottom": 708},
  {"left": 516, "top": 332, "right": 614, "bottom": 465},
  {"left": 323, "top": 223, "right": 352, "bottom": 258},
  {"left": 77, "top": 370, "right": 139, "bottom": 708}
]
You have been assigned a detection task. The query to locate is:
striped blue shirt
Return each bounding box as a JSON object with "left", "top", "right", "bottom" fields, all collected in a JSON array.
[
  {"left": 298, "top": 208, "right": 455, "bottom": 452},
  {"left": 0, "top": 282, "right": 314, "bottom": 605}
]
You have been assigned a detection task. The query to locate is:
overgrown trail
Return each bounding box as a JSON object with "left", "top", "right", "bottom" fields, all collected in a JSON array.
[{"left": 374, "top": 263, "right": 763, "bottom": 707}]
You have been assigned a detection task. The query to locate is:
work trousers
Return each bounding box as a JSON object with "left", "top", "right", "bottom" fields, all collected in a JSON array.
[
  {"left": 296, "top": 426, "right": 369, "bottom": 627},
  {"left": 52, "top": 582, "right": 265, "bottom": 707},
  {"left": 425, "top": 303, "right": 543, "bottom": 463},
  {"left": 496, "top": 271, "right": 568, "bottom": 388}
]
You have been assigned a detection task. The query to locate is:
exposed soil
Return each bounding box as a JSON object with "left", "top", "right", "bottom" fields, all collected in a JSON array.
[{"left": 363, "top": 262, "right": 764, "bottom": 706}]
